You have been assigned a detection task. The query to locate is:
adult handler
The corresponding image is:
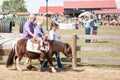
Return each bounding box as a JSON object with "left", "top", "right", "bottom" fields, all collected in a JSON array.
[{"left": 85, "top": 16, "right": 95, "bottom": 43}]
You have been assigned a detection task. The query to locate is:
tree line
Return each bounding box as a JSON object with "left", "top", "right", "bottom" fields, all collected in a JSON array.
[{"left": 1, "top": 0, "right": 27, "bottom": 12}]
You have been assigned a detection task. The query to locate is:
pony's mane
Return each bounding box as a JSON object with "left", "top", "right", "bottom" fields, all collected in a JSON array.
[{"left": 48, "top": 40, "right": 65, "bottom": 52}]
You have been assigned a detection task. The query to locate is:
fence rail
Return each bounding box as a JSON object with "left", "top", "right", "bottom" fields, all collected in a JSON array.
[
  {"left": 60, "top": 35, "right": 120, "bottom": 40},
  {"left": 77, "top": 46, "right": 120, "bottom": 52}
]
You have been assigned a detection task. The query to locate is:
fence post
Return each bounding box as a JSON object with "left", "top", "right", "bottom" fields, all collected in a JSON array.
[{"left": 72, "top": 33, "right": 77, "bottom": 68}]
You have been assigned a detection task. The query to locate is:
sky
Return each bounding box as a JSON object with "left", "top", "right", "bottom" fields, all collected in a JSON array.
[
  {"left": 25, "top": 0, "right": 63, "bottom": 13},
  {"left": 0, "top": 0, "right": 120, "bottom": 13},
  {"left": 0, "top": 0, "right": 64, "bottom": 13}
]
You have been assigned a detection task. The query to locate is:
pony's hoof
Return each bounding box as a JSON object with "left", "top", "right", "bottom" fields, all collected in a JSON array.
[
  {"left": 51, "top": 67, "right": 57, "bottom": 73},
  {"left": 52, "top": 70, "right": 57, "bottom": 73},
  {"left": 14, "top": 68, "right": 17, "bottom": 70},
  {"left": 27, "top": 65, "right": 37, "bottom": 70}
]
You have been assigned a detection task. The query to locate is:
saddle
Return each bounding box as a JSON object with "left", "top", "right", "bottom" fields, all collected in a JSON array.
[{"left": 26, "top": 39, "right": 49, "bottom": 53}]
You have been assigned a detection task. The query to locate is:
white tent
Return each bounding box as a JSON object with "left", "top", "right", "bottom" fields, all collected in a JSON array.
[
  {"left": 79, "top": 12, "right": 94, "bottom": 17},
  {"left": 43, "top": 11, "right": 54, "bottom": 16}
]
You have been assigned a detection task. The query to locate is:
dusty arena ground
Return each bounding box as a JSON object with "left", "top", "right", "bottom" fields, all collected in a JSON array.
[{"left": 0, "top": 65, "right": 120, "bottom": 80}]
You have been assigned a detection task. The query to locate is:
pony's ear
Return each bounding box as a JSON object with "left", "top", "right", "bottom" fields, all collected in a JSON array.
[{"left": 64, "top": 43, "right": 69, "bottom": 48}]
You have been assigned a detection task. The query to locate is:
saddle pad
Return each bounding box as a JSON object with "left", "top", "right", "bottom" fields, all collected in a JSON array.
[{"left": 26, "top": 39, "right": 41, "bottom": 53}]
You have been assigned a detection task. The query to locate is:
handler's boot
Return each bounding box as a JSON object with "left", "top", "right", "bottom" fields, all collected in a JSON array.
[{"left": 27, "top": 65, "right": 37, "bottom": 70}]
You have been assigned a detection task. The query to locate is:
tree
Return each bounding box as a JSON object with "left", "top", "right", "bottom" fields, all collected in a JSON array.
[{"left": 1, "top": 0, "right": 27, "bottom": 12}]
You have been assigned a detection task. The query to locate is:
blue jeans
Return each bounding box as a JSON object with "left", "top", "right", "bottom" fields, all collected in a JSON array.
[
  {"left": 43, "top": 53, "right": 64, "bottom": 68},
  {"left": 85, "top": 28, "right": 91, "bottom": 43}
]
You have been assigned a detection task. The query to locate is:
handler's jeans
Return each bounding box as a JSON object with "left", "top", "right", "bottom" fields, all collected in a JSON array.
[
  {"left": 43, "top": 53, "right": 64, "bottom": 69},
  {"left": 85, "top": 28, "right": 91, "bottom": 43}
]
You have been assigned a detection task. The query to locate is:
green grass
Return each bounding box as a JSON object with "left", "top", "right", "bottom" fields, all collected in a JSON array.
[
  {"left": 56, "top": 25, "right": 120, "bottom": 36},
  {"left": 97, "top": 25, "right": 120, "bottom": 36},
  {"left": 77, "top": 51, "right": 120, "bottom": 59},
  {"left": 0, "top": 60, "right": 6, "bottom": 65},
  {"left": 60, "top": 39, "right": 120, "bottom": 47},
  {"left": 59, "top": 51, "right": 120, "bottom": 59},
  {"left": 62, "top": 62, "right": 120, "bottom": 68}
]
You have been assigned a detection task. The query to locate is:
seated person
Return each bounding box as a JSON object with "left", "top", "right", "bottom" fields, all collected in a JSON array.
[
  {"left": 23, "top": 14, "right": 36, "bottom": 39},
  {"left": 110, "top": 19, "right": 117, "bottom": 25},
  {"left": 34, "top": 22, "right": 48, "bottom": 60}
]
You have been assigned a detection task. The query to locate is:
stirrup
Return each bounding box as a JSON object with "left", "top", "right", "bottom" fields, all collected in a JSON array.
[{"left": 40, "top": 47, "right": 46, "bottom": 51}]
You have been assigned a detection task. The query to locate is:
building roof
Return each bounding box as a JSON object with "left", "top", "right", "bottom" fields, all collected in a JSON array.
[
  {"left": 15, "top": 12, "right": 30, "bottom": 16},
  {"left": 64, "top": 0, "right": 116, "bottom": 9},
  {"left": 39, "top": 6, "right": 64, "bottom": 14},
  {"left": 0, "top": 12, "right": 30, "bottom": 16},
  {"left": 94, "top": 9, "right": 120, "bottom": 14},
  {"left": 0, "top": 12, "right": 9, "bottom": 15}
]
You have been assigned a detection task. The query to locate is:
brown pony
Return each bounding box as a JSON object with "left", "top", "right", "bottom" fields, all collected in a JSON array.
[{"left": 6, "top": 38, "right": 72, "bottom": 72}]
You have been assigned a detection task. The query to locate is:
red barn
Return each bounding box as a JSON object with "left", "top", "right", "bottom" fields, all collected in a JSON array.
[
  {"left": 39, "top": 6, "right": 64, "bottom": 14},
  {"left": 39, "top": 0, "right": 120, "bottom": 16}
]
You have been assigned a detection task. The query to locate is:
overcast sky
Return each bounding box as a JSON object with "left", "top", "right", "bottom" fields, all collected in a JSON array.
[
  {"left": 0, "top": 0, "right": 120, "bottom": 13},
  {"left": 25, "top": 0, "right": 63, "bottom": 13}
]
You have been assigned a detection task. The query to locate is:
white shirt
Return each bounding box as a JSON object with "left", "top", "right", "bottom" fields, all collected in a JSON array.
[
  {"left": 49, "top": 30, "right": 59, "bottom": 41},
  {"left": 85, "top": 19, "right": 94, "bottom": 28}
]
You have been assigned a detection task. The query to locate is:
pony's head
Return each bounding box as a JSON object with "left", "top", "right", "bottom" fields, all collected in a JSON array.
[{"left": 63, "top": 43, "right": 72, "bottom": 60}]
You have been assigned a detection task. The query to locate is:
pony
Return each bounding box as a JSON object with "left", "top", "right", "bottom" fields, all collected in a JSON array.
[{"left": 6, "top": 38, "right": 72, "bottom": 72}]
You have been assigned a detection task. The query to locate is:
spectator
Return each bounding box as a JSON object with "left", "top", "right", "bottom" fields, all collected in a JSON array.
[
  {"left": 74, "top": 18, "right": 79, "bottom": 29},
  {"left": 110, "top": 19, "right": 117, "bottom": 25},
  {"left": 84, "top": 16, "right": 95, "bottom": 43},
  {"left": 102, "top": 19, "right": 109, "bottom": 26},
  {"left": 92, "top": 19, "right": 100, "bottom": 42}
]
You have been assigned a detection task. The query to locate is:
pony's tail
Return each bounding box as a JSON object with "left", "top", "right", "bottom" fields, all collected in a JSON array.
[{"left": 6, "top": 44, "right": 15, "bottom": 67}]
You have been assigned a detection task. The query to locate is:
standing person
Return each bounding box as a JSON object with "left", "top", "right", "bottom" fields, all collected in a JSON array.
[
  {"left": 84, "top": 16, "right": 94, "bottom": 43},
  {"left": 92, "top": 19, "right": 99, "bottom": 42},
  {"left": 74, "top": 18, "right": 79, "bottom": 29},
  {"left": 43, "top": 21, "right": 65, "bottom": 69}
]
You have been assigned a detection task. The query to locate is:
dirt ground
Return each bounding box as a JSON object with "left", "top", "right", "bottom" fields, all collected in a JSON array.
[{"left": 0, "top": 65, "right": 120, "bottom": 80}]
